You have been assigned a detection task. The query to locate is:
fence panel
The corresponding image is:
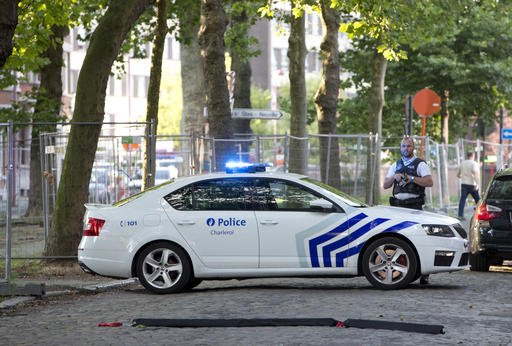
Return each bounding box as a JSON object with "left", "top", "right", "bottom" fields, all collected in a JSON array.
[{"left": 8, "top": 128, "right": 512, "bottom": 264}]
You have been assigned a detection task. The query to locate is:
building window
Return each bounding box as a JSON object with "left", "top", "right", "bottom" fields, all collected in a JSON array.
[
  {"left": 121, "top": 76, "right": 127, "bottom": 97},
  {"left": 108, "top": 77, "right": 115, "bottom": 96},
  {"left": 132, "top": 76, "right": 139, "bottom": 98},
  {"left": 306, "top": 14, "right": 313, "bottom": 35},
  {"left": 166, "top": 37, "right": 173, "bottom": 60},
  {"left": 144, "top": 77, "right": 149, "bottom": 98},
  {"left": 70, "top": 70, "right": 78, "bottom": 94}
]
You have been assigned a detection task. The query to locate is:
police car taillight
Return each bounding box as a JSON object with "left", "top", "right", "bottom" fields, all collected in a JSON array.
[{"left": 84, "top": 217, "right": 105, "bottom": 236}]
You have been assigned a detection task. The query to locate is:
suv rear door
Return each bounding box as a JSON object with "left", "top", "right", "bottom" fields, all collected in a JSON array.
[{"left": 486, "top": 175, "right": 512, "bottom": 238}]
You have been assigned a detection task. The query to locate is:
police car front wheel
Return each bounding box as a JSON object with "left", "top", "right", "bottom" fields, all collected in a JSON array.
[
  {"left": 136, "top": 242, "right": 192, "bottom": 294},
  {"left": 362, "top": 237, "right": 417, "bottom": 290}
]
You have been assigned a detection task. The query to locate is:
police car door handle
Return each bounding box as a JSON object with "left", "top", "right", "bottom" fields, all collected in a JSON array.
[
  {"left": 177, "top": 220, "right": 195, "bottom": 225},
  {"left": 260, "top": 220, "right": 278, "bottom": 225}
]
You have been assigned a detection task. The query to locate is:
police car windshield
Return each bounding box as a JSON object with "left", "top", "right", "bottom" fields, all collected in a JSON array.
[{"left": 302, "top": 177, "right": 367, "bottom": 207}]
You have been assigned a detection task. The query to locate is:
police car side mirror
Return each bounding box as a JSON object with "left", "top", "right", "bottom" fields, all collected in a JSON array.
[{"left": 310, "top": 199, "right": 335, "bottom": 212}]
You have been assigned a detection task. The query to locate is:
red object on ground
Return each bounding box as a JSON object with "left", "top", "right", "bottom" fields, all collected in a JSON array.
[{"left": 98, "top": 322, "right": 123, "bottom": 327}]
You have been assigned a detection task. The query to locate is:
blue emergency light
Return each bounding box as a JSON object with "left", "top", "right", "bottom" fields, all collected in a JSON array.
[{"left": 225, "top": 161, "right": 269, "bottom": 173}]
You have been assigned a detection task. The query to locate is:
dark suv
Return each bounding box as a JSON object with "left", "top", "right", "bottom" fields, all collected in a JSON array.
[{"left": 469, "top": 167, "right": 512, "bottom": 271}]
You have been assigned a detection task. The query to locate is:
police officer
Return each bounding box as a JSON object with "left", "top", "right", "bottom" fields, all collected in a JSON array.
[
  {"left": 383, "top": 137, "right": 433, "bottom": 209},
  {"left": 383, "top": 136, "right": 433, "bottom": 284}
]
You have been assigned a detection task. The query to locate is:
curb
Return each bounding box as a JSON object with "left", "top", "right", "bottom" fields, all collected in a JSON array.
[{"left": 0, "top": 278, "right": 138, "bottom": 310}]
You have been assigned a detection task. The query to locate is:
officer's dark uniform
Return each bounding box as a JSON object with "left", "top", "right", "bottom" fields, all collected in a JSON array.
[{"left": 389, "top": 158, "right": 426, "bottom": 210}]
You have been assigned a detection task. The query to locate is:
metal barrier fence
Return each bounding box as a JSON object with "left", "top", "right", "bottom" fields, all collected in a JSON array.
[
  {"left": 2, "top": 123, "right": 512, "bottom": 272},
  {"left": 0, "top": 123, "right": 15, "bottom": 284}
]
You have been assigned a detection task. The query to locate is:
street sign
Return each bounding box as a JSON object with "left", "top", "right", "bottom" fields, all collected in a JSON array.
[
  {"left": 232, "top": 108, "right": 283, "bottom": 119},
  {"left": 502, "top": 128, "right": 512, "bottom": 140},
  {"left": 413, "top": 88, "right": 441, "bottom": 117},
  {"left": 122, "top": 136, "right": 141, "bottom": 151}
]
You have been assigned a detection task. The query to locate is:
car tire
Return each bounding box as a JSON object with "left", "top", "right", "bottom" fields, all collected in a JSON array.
[
  {"left": 469, "top": 253, "right": 490, "bottom": 272},
  {"left": 362, "top": 237, "right": 417, "bottom": 290},
  {"left": 136, "top": 242, "right": 192, "bottom": 294},
  {"left": 184, "top": 277, "right": 203, "bottom": 290}
]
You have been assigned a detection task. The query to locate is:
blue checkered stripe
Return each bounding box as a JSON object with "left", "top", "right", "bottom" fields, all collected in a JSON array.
[{"left": 295, "top": 212, "right": 418, "bottom": 268}]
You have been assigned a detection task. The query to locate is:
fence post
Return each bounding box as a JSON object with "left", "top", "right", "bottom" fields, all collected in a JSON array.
[
  {"left": 5, "top": 122, "right": 14, "bottom": 282},
  {"left": 40, "top": 133, "right": 50, "bottom": 243},
  {"left": 367, "top": 132, "right": 375, "bottom": 206},
  {"left": 433, "top": 141, "right": 443, "bottom": 209},
  {"left": 283, "top": 134, "right": 288, "bottom": 173},
  {"left": 354, "top": 136, "right": 361, "bottom": 196},
  {"left": 256, "top": 135, "right": 261, "bottom": 163},
  {"left": 325, "top": 135, "right": 332, "bottom": 184},
  {"left": 211, "top": 138, "right": 216, "bottom": 173}
]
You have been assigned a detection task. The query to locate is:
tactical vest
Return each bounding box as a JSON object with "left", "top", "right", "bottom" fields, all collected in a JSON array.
[{"left": 392, "top": 158, "right": 426, "bottom": 197}]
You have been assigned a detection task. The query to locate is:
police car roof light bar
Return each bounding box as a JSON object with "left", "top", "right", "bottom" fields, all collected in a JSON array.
[{"left": 225, "top": 161, "right": 268, "bottom": 174}]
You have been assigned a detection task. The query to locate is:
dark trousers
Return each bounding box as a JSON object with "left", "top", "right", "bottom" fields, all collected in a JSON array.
[
  {"left": 389, "top": 197, "right": 423, "bottom": 210},
  {"left": 458, "top": 184, "right": 480, "bottom": 217}
]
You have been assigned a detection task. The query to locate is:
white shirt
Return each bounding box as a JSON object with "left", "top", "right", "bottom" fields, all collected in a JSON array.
[
  {"left": 386, "top": 157, "right": 431, "bottom": 200},
  {"left": 458, "top": 159, "right": 480, "bottom": 188}
]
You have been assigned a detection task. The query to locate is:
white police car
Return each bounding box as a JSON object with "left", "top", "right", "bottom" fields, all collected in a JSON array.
[{"left": 78, "top": 163, "right": 469, "bottom": 294}]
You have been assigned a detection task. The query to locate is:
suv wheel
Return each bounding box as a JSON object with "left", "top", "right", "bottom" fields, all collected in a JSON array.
[{"left": 469, "top": 253, "right": 490, "bottom": 272}]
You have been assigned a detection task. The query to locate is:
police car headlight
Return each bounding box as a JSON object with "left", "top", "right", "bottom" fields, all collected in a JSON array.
[{"left": 422, "top": 224, "right": 455, "bottom": 237}]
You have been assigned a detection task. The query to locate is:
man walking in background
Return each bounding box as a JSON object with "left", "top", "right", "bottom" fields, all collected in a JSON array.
[{"left": 457, "top": 152, "right": 480, "bottom": 220}]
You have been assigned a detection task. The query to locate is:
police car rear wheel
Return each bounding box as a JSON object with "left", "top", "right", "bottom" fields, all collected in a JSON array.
[
  {"left": 362, "top": 237, "right": 417, "bottom": 290},
  {"left": 136, "top": 242, "right": 192, "bottom": 294}
]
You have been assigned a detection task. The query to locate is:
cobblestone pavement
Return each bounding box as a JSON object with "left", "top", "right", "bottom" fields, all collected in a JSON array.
[{"left": 1, "top": 267, "right": 512, "bottom": 346}]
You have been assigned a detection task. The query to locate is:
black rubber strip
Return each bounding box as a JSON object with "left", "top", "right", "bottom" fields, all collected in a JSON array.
[
  {"left": 133, "top": 318, "right": 338, "bottom": 328},
  {"left": 343, "top": 319, "right": 445, "bottom": 334},
  {"left": 132, "top": 317, "right": 444, "bottom": 334}
]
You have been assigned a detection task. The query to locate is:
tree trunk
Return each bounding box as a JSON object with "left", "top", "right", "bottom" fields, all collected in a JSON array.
[
  {"left": 287, "top": 5, "right": 307, "bottom": 175},
  {"left": 44, "top": 0, "right": 152, "bottom": 257},
  {"left": 0, "top": 0, "right": 18, "bottom": 68},
  {"left": 314, "top": 0, "right": 341, "bottom": 188},
  {"left": 25, "top": 25, "right": 68, "bottom": 218},
  {"left": 366, "top": 51, "right": 387, "bottom": 205},
  {"left": 198, "top": 0, "right": 234, "bottom": 171},
  {"left": 143, "top": 0, "right": 167, "bottom": 190},
  {"left": 231, "top": 8, "right": 252, "bottom": 155},
  {"left": 180, "top": 3, "right": 206, "bottom": 174},
  {"left": 180, "top": 27, "right": 206, "bottom": 137}
]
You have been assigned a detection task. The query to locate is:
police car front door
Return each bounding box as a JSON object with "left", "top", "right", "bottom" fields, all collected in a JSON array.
[
  {"left": 162, "top": 178, "right": 258, "bottom": 269},
  {"left": 252, "top": 179, "right": 349, "bottom": 269}
]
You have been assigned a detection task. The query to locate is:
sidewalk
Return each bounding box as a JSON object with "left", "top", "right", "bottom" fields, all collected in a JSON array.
[{"left": 0, "top": 270, "right": 139, "bottom": 309}]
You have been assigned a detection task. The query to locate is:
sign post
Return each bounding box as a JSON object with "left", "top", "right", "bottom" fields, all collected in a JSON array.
[{"left": 413, "top": 88, "right": 441, "bottom": 158}]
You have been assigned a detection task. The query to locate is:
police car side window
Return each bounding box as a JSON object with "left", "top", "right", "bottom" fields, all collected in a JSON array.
[
  {"left": 165, "top": 179, "right": 251, "bottom": 210},
  {"left": 165, "top": 186, "right": 193, "bottom": 210},
  {"left": 254, "top": 179, "right": 320, "bottom": 211}
]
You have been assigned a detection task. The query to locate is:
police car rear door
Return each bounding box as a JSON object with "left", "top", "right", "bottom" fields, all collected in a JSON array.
[{"left": 162, "top": 178, "right": 259, "bottom": 269}]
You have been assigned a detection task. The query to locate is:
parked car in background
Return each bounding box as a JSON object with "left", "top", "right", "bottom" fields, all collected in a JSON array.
[
  {"left": 88, "top": 167, "right": 112, "bottom": 204},
  {"left": 128, "top": 167, "right": 178, "bottom": 194},
  {"left": 155, "top": 166, "right": 178, "bottom": 184},
  {"left": 469, "top": 167, "right": 512, "bottom": 271}
]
